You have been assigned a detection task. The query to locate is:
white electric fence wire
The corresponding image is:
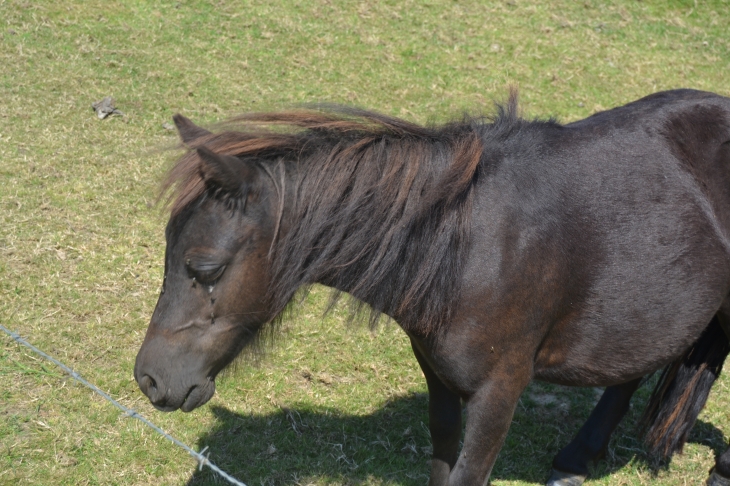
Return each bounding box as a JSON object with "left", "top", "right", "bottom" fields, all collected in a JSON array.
[{"left": 0, "top": 324, "right": 247, "bottom": 486}]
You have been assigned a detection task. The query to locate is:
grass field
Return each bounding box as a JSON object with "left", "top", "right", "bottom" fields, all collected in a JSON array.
[{"left": 2, "top": 0, "right": 730, "bottom": 484}]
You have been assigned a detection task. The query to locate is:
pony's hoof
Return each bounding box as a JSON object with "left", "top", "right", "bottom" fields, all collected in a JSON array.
[
  {"left": 546, "top": 469, "right": 587, "bottom": 486},
  {"left": 707, "top": 470, "right": 730, "bottom": 486}
]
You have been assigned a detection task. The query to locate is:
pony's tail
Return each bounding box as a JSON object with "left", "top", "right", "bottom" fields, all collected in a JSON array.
[{"left": 640, "top": 317, "right": 730, "bottom": 458}]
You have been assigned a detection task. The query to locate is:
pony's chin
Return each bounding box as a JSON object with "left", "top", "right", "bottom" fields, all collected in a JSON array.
[
  {"left": 153, "top": 403, "right": 180, "bottom": 412},
  {"left": 152, "top": 380, "right": 216, "bottom": 413},
  {"left": 180, "top": 380, "right": 216, "bottom": 412}
]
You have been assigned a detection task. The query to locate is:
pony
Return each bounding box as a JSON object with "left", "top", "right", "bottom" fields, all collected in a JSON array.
[{"left": 135, "top": 89, "right": 730, "bottom": 485}]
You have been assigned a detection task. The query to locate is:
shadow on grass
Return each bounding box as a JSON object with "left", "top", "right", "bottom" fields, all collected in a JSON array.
[
  {"left": 186, "top": 386, "right": 727, "bottom": 485},
  {"left": 187, "top": 393, "right": 433, "bottom": 486}
]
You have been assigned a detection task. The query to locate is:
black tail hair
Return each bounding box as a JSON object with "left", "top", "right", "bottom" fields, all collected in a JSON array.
[{"left": 640, "top": 317, "right": 730, "bottom": 458}]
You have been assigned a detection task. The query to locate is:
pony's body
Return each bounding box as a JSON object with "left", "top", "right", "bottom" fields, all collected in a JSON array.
[
  {"left": 458, "top": 91, "right": 730, "bottom": 388},
  {"left": 135, "top": 90, "right": 730, "bottom": 485}
]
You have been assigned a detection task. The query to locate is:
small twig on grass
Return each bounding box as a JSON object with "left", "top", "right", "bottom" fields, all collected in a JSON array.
[{"left": 91, "top": 96, "right": 124, "bottom": 119}]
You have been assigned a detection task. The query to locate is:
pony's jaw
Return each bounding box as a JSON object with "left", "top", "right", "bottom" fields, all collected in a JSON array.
[{"left": 133, "top": 308, "right": 258, "bottom": 412}]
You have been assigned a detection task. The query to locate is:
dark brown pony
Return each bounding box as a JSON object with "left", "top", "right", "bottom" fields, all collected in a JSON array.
[{"left": 135, "top": 90, "right": 730, "bottom": 486}]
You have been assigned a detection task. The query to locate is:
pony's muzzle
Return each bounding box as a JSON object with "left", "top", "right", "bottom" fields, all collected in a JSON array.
[{"left": 134, "top": 351, "right": 217, "bottom": 412}]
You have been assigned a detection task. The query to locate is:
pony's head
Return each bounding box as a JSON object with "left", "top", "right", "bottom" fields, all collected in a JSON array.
[{"left": 134, "top": 116, "right": 281, "bottom": 412}]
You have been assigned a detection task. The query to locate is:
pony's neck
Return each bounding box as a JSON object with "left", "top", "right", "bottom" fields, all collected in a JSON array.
[{"left": 270, "top": 132, "right": 480, "bottom": 335}]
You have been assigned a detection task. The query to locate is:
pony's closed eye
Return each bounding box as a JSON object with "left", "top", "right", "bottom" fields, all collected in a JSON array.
[
  {"left": 187, "top": 263, "right": 226, "bottom": 285},
  {"left": 184, "top": 249, "right": 231, "bottom": 284}
]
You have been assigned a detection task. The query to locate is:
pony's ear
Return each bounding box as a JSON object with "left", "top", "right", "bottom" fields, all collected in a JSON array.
[
  {"left": 196, "top": 146, "right": 258, "bottom": 197},
  {"left": 173, "top": 114, "right": 212, "bottom": 144}
]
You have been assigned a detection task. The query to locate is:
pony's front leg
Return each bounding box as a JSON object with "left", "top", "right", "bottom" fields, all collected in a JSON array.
[
  {"left": 410, "top": 339, "right": 462, "bottom": 486},
  {"left": 449, "top": 369, "right": 531, "bottom": 486}
]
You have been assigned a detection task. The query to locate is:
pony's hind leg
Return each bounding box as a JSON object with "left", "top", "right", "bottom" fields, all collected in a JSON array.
[
  {"left": 547, "top": 378, "right": 641, "bottom": 486},
  {"left": 709, "top": 447, "right": 730, "bottom": 485},
  {"left": 707, "top": 309, "right": 730, "bottom": 485}
]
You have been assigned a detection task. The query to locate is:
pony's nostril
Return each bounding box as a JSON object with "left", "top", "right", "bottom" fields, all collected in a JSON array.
[{"left": 139, "top": 374, "right": 161, "bottom": 400}]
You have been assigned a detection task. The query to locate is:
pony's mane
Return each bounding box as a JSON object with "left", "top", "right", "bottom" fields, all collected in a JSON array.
[{"left": 162, "top": 98, "right": 523, "bottom": 335}]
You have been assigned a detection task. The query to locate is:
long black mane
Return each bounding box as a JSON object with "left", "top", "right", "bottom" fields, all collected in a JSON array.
[{"left": 162, "top": 98, "right": 526, "bottom": 334}]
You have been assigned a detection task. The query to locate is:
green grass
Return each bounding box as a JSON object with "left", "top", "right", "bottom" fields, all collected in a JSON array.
[{"left": 1, "top": 0, "right": 730, "bottom": 484}]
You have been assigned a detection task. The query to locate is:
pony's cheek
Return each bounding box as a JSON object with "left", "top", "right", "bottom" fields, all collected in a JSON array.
[
  {"left": 223, "top": 254, "right": 274, "bottom": 310},
  {"left": 211, "top": 279, "right": 271, "bottom": 327}
]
